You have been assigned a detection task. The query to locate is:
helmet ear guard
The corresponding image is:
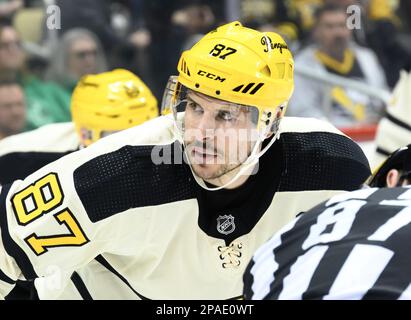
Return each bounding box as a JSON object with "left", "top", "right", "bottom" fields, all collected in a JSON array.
[{"left": 72, "top": 69, "right": 158, "bottom": 147}]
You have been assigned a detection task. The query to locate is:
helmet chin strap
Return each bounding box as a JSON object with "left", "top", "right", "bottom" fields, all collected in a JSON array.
[{"left": 174, "top": 118, "right": 282, "bottom": 191}]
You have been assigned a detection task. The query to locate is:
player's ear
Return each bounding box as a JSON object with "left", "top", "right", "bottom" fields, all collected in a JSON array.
[{"left": 386, "top": 169, "right": 401, "bottom": 188}]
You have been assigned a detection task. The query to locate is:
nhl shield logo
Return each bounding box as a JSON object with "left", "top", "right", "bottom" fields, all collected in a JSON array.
[{"left": 217, "top": 215, "right": 236, "bottom": 235}]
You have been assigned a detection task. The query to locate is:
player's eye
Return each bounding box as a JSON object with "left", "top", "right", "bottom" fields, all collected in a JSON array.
[
  {"left": 187, "top": 100, "right": 204, "bottom": 114},
  {"left": 216, "top": 110, "right": 236, "bottom": 122}
]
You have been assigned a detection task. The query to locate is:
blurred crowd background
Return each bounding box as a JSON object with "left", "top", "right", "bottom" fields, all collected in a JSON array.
[{"left": 0, "top": 0, "right": 410, "bottom": 146}]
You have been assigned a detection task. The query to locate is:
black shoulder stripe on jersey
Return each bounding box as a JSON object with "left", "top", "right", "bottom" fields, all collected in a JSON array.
[
  {"left": 279, "top": 132, "right": 370, "bottom": 192},
  {"left": 0, "top": 184, "right": 37, "bottom": 280},
  {"left": 70, "top": 272, "right": 93, "bottom": 300},
  {"left": 386, "top": 113, "right": 411, "bottom": 133},
  {"left": 95, "top": 255, "right": 149, "bottom": 300},
  {"left": 0, "top": 151, "right": 76, "bottom": 185},
  {"left": 73, "top": 143, "right": 197, "bottom": 223},
  {"left": 0, "top": 268, "right": 15, "bottom": 285}
]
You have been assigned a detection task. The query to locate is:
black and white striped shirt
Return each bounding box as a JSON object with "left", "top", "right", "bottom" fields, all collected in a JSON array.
[{"left": 244, "top": 187, "right": 411, "bottom": 300}]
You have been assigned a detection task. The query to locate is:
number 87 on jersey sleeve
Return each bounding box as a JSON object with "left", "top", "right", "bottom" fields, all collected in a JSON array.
[{"left": 11, "top": 173, "right": 89, "bottom": 256}]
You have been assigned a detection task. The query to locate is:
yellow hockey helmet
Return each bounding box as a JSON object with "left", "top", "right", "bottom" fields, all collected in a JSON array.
[
  {"left": 71, "top": 69, "right": 158, "bottom": 147},
  {"left": 162, "top": 21, "right": 294, "bottom": 132},
  {"left": 161, "top": 22, "right": 294, "bottom": 191}
]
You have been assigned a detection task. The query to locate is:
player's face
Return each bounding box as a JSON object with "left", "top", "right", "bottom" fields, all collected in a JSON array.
[{"left": 183, "top": 91, "right": 257, "bottom": 180}]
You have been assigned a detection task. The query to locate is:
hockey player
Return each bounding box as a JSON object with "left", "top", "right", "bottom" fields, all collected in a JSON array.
[
  {"left": 0, "top": 69, "right": 158, "bottom": 299},
  {"left": 0, "top": 69, "right": 158, "bottom": 185},
  {"left": 368, "top": 144, "right": 411, "bottom": 188},
  {"left": 243, "top": 144, "right": 411, "bottom": 300},
  {"left": 0, "top": 22, "right": 370, "bottom": 299}
]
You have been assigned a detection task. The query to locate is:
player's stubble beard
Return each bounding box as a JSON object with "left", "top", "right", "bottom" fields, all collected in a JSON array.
[{"left": 184, "top": 137, "right": 256, "bottom": 185}]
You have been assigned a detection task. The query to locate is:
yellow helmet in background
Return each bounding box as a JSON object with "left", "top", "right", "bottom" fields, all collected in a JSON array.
[
  {"left": 163, "top": 21, "right": 294, "bottom": 131},
  {"left": 71, "top": 69, "right": 158, "bottom": 147}
]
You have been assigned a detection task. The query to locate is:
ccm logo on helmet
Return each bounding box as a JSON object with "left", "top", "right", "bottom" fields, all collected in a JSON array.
[{"left": 197, "top": 70, "right": 226, "bottom": 83}]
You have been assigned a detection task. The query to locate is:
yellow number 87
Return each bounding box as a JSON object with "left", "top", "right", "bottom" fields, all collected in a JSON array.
[
  {"left": 12, "top": 173, "right": 64, "bottom": 226},
  {"left": 11, "top": 173, "right": 88, "bottom": 256}
]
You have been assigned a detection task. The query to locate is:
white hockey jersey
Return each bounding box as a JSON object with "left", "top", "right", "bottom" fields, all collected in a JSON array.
[
  {"left": 0, "top": 123, "right": 79, "bottom": 185},
  {"left": 0, "top": 116, "right": 370, "bottom": 299}
]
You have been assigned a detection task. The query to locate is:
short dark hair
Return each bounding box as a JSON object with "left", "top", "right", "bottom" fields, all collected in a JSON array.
[
  {"left": 314, "top": 3, "right": 347, "bottom": 23},
  {"left": 368, "top": 145, "right": 411, "bottom": 187}
]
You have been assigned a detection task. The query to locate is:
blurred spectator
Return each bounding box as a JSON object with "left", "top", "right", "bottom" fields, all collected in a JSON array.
[
  {"left": 0, "top": 22, "right": 71, "bottom": 131},
  {"left": 55, "top": 0, "right": 119, "bottom": 52},
  {"left": 259, "top": 0, "right": 410, "bottom": 88},
  {"left": 0, "top": 0, "right": 22, "bottom": 21},
  {"left": 139, "top": 0, "right": 222, "bottom": 101},
  {"left": 46, "top": 28, "right": 108, "bottom": 95},
  {"left": 54, "top": 0, "right": 153, "bottom": 59},
  {"left": 49, "top": 0, "right": 161, "bottom": 100},
  {"left": 240, "top": 0, "right": 324, "bottom": 48},
  {"left": 364, "top": 0, "right": 411, "bottom": 88},
  {"left": 288, "top": 4, "right": 387, "bottom": 127},
  {"left": 239, "top": 0, "right": 277, "bottom": 27},
  {"left": 320, "top": 0, "right": 411, "bottom": 87},
  {"left": 0, "top": 79, "right": 26, "bottom": 140},
  {"left": 0, "top": 22, "right": 24, "bottom": 79},
  {"left": 172, "top": 3, "right": 216, "bottom": 51},
  {"left": 399, "top": 0, "right": 411, "bottom": 32}
]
